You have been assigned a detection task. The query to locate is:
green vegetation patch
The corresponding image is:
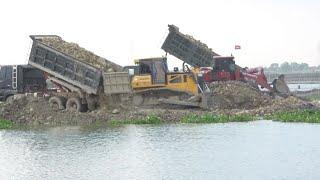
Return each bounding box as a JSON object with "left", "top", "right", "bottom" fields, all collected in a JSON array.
[
  {"left": 266, "top": 109, "right": 320, "bottom": 123},
  {"left": 108, "top": 114, "right": 162, "bottom": 126},
  {"left": 181, "top": 113, "right": 257, "bottom": 123},
  {"left": 0, "top": 119, "right": 14, "bottom": 129}
]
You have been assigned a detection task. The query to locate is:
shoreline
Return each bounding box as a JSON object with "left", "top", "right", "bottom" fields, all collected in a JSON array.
[
  {"left": 1, "top": 108, "right": 320, "bottom": 129},
  {"left": 0, "top": 94, "right": 319, "bottom": 129}
]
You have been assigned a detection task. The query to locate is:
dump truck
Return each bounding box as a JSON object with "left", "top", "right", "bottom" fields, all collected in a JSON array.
[
  {"left": 162, "top": 25, "right": 239, "bottom": 81},
  {"left": 28, "top": 35, "right": 130, "bottom": 112},
  {"left": 0, "top": 65, "right": 46, "bottom": 102}
]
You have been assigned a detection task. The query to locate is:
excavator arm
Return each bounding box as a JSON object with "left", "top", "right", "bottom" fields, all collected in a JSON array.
[{"left": 241, "top": 67, "right": 273, "bottom": 91}]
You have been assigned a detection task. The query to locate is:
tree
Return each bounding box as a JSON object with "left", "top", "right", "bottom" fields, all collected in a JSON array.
[
  {"left": 300, "top": 63, "right": 309, "bottom": 72},
  {"left": 270, "top": 63, "right": 279, "bottom": 69},
  {"left": 290, "top": 62, "right": 299, "bottom": 71},
  {"left": 280, "top": 62, "right": 290, "bottom": 72}
]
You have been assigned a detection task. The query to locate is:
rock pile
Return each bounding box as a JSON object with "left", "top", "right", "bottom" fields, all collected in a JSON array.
[
  {"left": 208, "top": 81, "right": 272, "bottom": 109},
  {"left": 0, "top": 97, "right": 105, "bottom": 125},
  {"left": 40, "top": 36, "right": 122, "bottom": 72},
  {"left": 0, "top": 81, "right": 318, "bottom": 126}
]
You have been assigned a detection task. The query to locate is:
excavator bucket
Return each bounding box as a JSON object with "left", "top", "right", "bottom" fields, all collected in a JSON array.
[{"left": 272, "top": 74, "right": 290, "bottom": 97}]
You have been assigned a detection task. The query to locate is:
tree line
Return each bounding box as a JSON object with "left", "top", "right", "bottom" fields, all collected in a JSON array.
[{"left": 264, "top": 62, "right": 320, "bottom": 73}]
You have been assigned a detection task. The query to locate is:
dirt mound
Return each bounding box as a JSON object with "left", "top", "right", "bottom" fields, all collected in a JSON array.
[
  {"left": 40, "top": 36, "right": 122, "bottom": 72},
  {"left": 215, "top": 96, "right": 317, "bottom": 116},
  {"left": 0, "top": 97, "right": 106, "bottom": 125},
  {"left": 0, "top": 96, "right": 196, "bottom": 125},
  {"left": 208, "top": 81, "right": 272, "bottom": 109}
]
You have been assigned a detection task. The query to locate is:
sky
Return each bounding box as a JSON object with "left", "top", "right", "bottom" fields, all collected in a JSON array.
[{"left": 0, "top": 0, "right": 319, "bottom": 69}]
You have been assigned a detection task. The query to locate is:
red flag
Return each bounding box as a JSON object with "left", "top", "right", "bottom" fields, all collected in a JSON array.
[{"left": 235, "top": 45, "right": 241, "bottom": 50}]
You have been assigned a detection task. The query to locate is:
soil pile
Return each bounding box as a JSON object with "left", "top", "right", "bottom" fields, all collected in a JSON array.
[
  {"left": 0, "top": 81, "right": 318, "bottom": 126},
  {"left": 0, "top": 97, "right": 106, "bottom": 125},
  {"left": 0, "top": 96, "right": 196, "bottom": 125},
  {"left": 40, "top": 36, "right": 122, "bottom": 72},
  {"left": 215, "top": 96, "right": 317, "bottom": 116},
  {"left": 208, "top": 81, "right": 272, "bottom": 109}
]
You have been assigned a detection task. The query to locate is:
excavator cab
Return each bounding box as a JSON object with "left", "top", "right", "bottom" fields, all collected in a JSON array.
[{"left": 211, "top": 56, "right": 237, "bottom": 81}]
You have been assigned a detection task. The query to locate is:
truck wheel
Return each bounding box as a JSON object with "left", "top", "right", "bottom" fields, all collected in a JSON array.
[
  {"left": 49, "top": 96, "right": 66, "bottom": 110},
  {"left": 5, "top": 95, "right": 14, "bottom": 103},
  {"left": 66, "top": 97, "right": 85, "bottom": 112}
]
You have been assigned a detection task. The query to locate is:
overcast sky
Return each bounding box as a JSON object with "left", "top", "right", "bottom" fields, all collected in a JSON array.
[{"left": 0, "top": 0, "right": 319, "bottom": 68}]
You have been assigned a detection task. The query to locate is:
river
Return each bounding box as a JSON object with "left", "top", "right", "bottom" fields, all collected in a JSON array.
[
  {"left": 288, "top": 83, "right": 320, "bottom": 91},
  {"left": 1, "top": 121, "right": 320, "bottom": 180}
]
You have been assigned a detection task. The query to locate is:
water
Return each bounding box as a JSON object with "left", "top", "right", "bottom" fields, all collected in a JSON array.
[
  {"left": 1, "top": 121, "right": 320, "bottom": 180},
  {"left": 288, "top": 83, "right": 320, "bottom": 91}
]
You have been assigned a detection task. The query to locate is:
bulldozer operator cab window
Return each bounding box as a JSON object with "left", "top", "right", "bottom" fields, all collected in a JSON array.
[
  {"left": 169, "top": 75, "right": 182, "bottom": 83},
  {"left": 139, "top": 63, "right": 152, "bottom": 74}
]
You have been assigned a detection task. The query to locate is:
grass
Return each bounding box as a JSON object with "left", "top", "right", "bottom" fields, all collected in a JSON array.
[
  {"left": 181, "top": 113, "right": 257, "bottom": 123},
  {"left": 107, "top": 113, "right": 257, "bottom": 125},
  {"left": 107, "top": 114, "right": 162, "bottom": 126},
  {"left": 265, "top": 109, "right": 320, "bottom": 123},
  {"left": 0, "top": 119, "right": 14, "bottom": 129}
]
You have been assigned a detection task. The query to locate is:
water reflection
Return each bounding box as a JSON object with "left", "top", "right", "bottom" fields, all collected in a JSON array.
[{"left": 1, "top": 121, "right": 320, "bottom": 179}]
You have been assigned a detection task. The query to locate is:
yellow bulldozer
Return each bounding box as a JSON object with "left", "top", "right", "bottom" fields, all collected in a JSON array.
[{"left": 125, "top": 57, "right": 206, "bottom": 107}]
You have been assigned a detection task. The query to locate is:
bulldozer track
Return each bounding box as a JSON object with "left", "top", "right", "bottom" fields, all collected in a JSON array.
[{"left": 132, "top": 88, "right": 194, "bottom": 107}]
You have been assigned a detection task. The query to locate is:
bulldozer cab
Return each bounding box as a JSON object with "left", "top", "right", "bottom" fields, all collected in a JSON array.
[
  {"left": 135, "top": 57, "right": 168, "bottom": 85},
  {"left": 131, "top": 57, "right": 199, "bottom": 95}
]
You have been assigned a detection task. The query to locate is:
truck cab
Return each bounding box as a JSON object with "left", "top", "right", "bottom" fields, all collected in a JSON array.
[
  {"left": 0, "top": 66, "right": 15, "bottom": 101},
  {"left": 0, "top": 65, "right": 46, "bottom": 101}
]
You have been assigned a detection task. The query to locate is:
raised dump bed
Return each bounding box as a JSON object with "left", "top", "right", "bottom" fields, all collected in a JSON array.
[
  {"left": 161, "top": 25, "right": 219, "bottom": 67},
  {"left": 28, "top": 35, "right": 105, "bottom": 94}
]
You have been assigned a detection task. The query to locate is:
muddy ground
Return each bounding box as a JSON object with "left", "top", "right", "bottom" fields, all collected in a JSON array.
[{"left": 0, "top": 84, "right": 320, "bottom": 125}]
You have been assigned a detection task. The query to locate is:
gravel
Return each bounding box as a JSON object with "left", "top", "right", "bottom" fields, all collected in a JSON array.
[{"left": 40, "top": 36, "right": 122, "bottom": 72}]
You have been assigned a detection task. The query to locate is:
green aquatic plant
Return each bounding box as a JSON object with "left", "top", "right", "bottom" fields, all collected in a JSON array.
[
  {"left": 181, "top": 113, "right": 256, "bottom": 123},
  {"left": 266, "top": 109, "right": 320, "bottom": 123},
  {"left": 0, "top": 119, "right": 14, "bottom": 129}
]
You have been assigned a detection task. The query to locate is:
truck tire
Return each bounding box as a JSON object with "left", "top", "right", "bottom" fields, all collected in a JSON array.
[
  {"left": 66, "top": 97, "right": 85, "bottom": 112},
  {"left": 49, "top": 96, "right": 66, "bottom": 110}
]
